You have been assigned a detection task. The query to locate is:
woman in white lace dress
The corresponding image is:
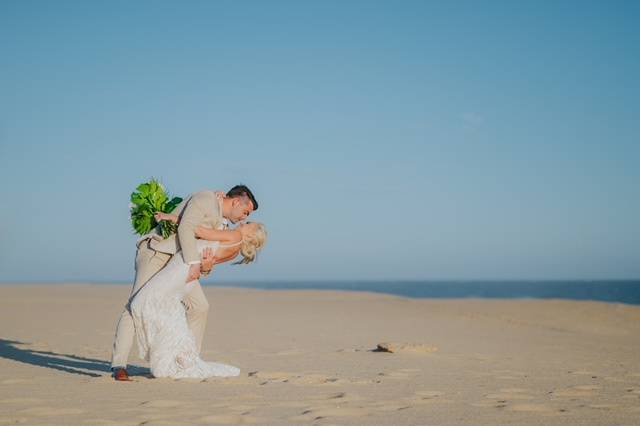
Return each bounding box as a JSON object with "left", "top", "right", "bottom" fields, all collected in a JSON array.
[{"left": 130, "top": 216, "right": 267, "bottom": 379}]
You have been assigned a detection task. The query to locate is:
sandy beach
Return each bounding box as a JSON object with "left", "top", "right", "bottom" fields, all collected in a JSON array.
[{"left": 0, "top": 284, "right": 639, "bottom": 425}]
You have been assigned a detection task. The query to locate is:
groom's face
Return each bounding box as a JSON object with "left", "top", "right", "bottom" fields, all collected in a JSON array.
[{"left": 228, "top": 198, "right": 254, "bottom": 223}]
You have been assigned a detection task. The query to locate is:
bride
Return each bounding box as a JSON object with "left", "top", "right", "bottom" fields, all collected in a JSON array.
[{"left": 130, "top": 213, "right": 267, "bottom": 379}]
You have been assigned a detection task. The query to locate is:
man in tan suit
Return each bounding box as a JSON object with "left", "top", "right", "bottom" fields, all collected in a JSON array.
[{"left": 111, "top": 185, "right": 259, "bottom": 380}]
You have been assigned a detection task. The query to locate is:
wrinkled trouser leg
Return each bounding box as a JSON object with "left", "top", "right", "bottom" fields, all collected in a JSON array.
[{"left": 110, "top": 243, "right": 170, "bottom": 369}]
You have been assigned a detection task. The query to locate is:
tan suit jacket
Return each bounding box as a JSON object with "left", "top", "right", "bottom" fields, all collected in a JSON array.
[{"left": 149, "top": 190, "right": 224, "bottom": 263}]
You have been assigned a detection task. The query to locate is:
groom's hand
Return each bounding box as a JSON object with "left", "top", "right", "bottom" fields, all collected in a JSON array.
[{"left": 186, "top": 264, "right": 201, "bottom": 283}]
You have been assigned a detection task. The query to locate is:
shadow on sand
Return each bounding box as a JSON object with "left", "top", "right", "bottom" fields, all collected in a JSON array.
[{"left": 0, "top": 338, "right": 150, "bottom": 378}]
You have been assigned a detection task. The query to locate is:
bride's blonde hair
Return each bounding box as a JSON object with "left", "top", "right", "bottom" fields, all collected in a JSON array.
[{"left": 235, "top": 222, "right": 267, "bottom": 265}]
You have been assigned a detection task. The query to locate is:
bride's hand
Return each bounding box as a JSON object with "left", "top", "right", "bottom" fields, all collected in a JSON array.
[
  {"left": 155, "top": 212, "right": 178, "bottom": 223},
  {"left": 186, "top": 264, "right": 201, "bottom": 283},
  {"left": 154, "top": 212, "right": 169, "bottom": 221},
  {"left": 201, "top": 248, "right": 216, "bottom": 276}
]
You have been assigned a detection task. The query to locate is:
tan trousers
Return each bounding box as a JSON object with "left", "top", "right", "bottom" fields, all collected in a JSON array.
[{"left": 110, "top": 240, "right": 210, "bottom": 369}]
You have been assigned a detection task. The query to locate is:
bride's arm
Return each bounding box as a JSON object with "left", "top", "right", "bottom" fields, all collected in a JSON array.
[
  {"left": 200, "top": 243, "right": 240, "bottom": 277},
  {"left": 214, "top": 251, "right": 239, "bottom": 265},
  {"left": 194, "top": 227, "right": 242, "bottom": 244}
]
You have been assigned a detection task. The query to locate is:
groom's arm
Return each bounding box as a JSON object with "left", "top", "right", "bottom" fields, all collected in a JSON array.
[{"left": 177, "top": 191, "right": 215, "bottom": 265}]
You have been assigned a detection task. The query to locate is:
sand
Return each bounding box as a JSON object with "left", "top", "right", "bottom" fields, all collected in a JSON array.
[{"left": 0, "top": 284, "right": 639, "bottom": 425}]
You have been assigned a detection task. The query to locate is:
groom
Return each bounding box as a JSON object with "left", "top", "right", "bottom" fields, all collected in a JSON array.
[{"left": 111, "top": 184, "right": 259, "bottom": 381}]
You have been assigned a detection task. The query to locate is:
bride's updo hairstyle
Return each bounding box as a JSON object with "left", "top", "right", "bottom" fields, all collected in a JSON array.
[{"left": 236, "top": 222, "right": 267, "bottom": 265}]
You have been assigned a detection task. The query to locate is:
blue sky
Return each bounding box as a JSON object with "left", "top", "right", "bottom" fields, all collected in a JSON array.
[{"left": 1, "top": 0, "right": 638, "bottom": 282}]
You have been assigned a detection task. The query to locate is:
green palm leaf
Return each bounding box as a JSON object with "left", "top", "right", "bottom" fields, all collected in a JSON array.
[{"left": 130, "top": 178, "right": 183, "bottom": 237}]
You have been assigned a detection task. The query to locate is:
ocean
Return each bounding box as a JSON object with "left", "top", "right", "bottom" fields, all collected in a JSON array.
[
  {"left": 212, "top": 280, "right": 640, "bottom": 306},
  {"left": 6, "top": 280, "right": 638, "bottom": 306}
]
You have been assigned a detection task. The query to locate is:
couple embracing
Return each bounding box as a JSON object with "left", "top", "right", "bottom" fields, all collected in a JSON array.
[{"left": 110, "top": 185, "right": 266, "bottom": 380}]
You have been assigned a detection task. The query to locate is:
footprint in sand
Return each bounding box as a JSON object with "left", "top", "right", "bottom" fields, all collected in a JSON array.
[
  {"left": 410, "top": 391, "right": 452, "bottom": 406},
  {"left": 485, "top": 394, "right": 532, "bottom": 400},
  {"left": 493, "top": 369, "right": 526, "bottom": 375},
  {"left": 248, "top": 371, "right": 292, "bottom": 383},
  {"left": 277, "top": 391, "right": 363, "bottom": 406},
  {"left": 589, "top": 404, "right": 619, "bottom": 410},
  {"left": 372, "top": 390, "right": 453, "bottom": 411},
  {"left": 377, "top": 401, "right": 414, "bottom": 412},
  {"left": 350, "top": 378, "right": 383, "bottom": 385},
  {"left": 471, "top": 401, "right": 509, "bottom": 409},
  {"left": 293, "top": 374, "right": 346, "bottom": 386},
  {"left": 573, "top": 385, "right": 599, "bottom": 391},
  {"left": 133, "top": 413, "right": 178, "bottom": 423},
  {"left": 491, "top": 369, "right": 527, "bottom": 380},
  {"left": 256, "top": 349, "right": 303, "bottom": 357},
  {"left": 199, "top": 414, "right": 260, "bottom": 424},
  {"left": 335, "top": 348, "right": 367, "bottom": 353},
  {"left": 139, "top": 400, "right": 185, "bottom": 409},
  {"left": 289, "top": 406, "right": 371, "bottom": 422},
  {"left": 209, "top": 376, "right": 254, "bottom": 385},
  {"left": 472, "top": 389, "right": 537, "bottom": 409},
  {"left": 0, "top": 417, "right": 28, "bottom": 424},
  {"left": 238, "top": 393, "right": 264, "bottom": 401},
  {"left": 322, "top": 392, "right": 365, "bottom": 404},
  {"left": 553, "top": 385, "right": 599, "bottom": 398},
  {"left": 416, "top": 390, "right": 443, "bottom": 397},
  {"left": 500, "top": 387, "right": 530, "bottom": 393},
  {"left": 508, "top": 403, "right": 555, "bottom": 414},
  {"left": 368, "top": 400, "right": 416, "bottom": 412},
  {"left": 385, "top": 369, "right": 422, "bottom": 380},
  {"left": 371, "top": 390, "right": 449, "bottom": 411},
  {"left": 0, "top": 398, "right": 42, "bottom": 404},
  {"left": 270, "top": 400, "right": 310, "bottom": 409},
  {"left": 248, "top": 371, "right": 347, "bottom": 386},
  {"left": 485, "top": 388, "right": 534, "bottom": 401},
  {"left": 568, "top": 370, "right": 596, "bottom": 376},
  {"left": 224, "top": 404, "right": 259, "bottom": 413},
  {"left": 18, "top": 407, "right": 85, "bottom": 416}
]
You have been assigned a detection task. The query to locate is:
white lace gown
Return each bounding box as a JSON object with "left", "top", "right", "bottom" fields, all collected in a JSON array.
[{"left": 130, "top": 240, "right": 240, "bottom": 379}]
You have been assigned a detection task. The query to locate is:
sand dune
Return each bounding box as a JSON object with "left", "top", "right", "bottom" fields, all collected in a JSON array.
[{"left": 0, "top": 284, "right": 638, "bottom": 425}]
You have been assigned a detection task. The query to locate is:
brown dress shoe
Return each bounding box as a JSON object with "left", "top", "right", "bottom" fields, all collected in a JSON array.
[{"left": 113, "top": 368, "right": 132, "bottom": 381}]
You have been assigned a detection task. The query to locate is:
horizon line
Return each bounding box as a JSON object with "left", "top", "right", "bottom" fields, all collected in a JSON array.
[{"left": 1, "top": 278, "right": 639, "bottom": 285}]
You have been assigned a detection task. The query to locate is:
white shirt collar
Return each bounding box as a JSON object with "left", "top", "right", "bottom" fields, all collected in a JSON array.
[{"left": 217, "top": 196, "right": 229, "bottom": 229}]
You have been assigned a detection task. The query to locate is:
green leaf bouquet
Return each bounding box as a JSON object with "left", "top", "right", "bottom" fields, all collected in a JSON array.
[{"left": 130, "top": 179, "right": 183, "bottom": 238}]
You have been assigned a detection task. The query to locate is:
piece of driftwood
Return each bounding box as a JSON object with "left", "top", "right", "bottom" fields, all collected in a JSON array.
[{"left": 375, "top": 342, "right": 439, "bottom": 354}]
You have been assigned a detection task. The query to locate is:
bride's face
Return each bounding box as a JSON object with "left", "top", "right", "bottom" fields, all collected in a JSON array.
[{"left": 240, "top": 222, "right": 260, "bottom": 236}]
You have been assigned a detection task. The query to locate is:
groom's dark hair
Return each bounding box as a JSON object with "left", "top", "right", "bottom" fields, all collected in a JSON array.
[{"left": 227, "top": 185, "right": 258, "bottom": 211}]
